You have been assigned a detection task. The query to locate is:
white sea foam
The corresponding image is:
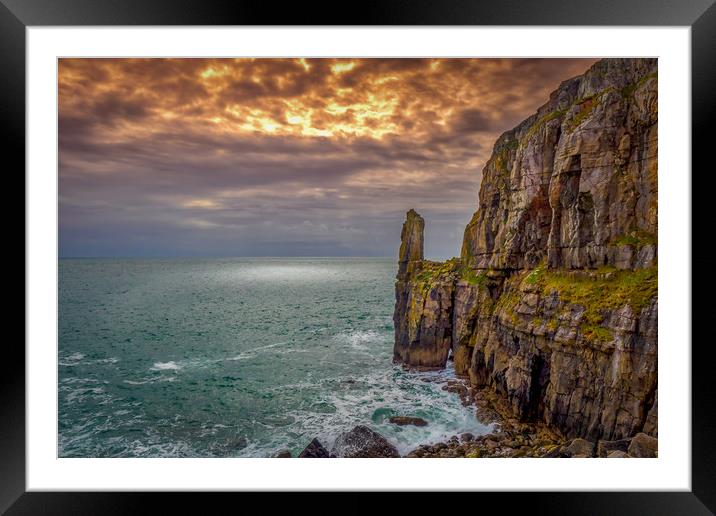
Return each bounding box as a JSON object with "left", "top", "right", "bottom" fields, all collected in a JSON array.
[
  {"left": 151, "top": 361, "right": 181, "bottom": 371},
  {"left": 335, "top": 329, "right": 384, "bottom": 351},
  {"left": 226, "top": 341, "right": 289, "bottom": 361},
  {"left": 59, "top": 351, "right": 86, "bottom": 366},
  {"left": 279, "top": 366, "right": 493, "bottom": 456},
  {"left": 126, "top": 375, "right": 177, "bottom": 385}
]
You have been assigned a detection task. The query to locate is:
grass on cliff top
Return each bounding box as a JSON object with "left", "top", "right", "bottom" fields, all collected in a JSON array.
[
  {"left": 527, "top": 265, "right": 657, "bottom": 325},
  {"left": 518, "top": 264, "right": 657, "bottom": 342},
  {"left": 414, "top": 258, "right": 488, "bottom": 287}
]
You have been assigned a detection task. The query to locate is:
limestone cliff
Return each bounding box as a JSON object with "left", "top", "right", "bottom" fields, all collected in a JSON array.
[
  {"left": 462, "top": 58, "right": 657, "bottom": 271},
  {"left": 393, "top": 58, "right": 658, "bottom": 442}
]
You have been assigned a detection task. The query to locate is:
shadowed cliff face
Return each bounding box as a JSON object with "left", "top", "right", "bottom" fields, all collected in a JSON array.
[{"left": 393, "top": 58, "right": 658, "bottom": 442}]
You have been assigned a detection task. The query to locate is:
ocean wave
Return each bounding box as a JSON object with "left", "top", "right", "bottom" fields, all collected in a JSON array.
[
  {"left": 125, "top": 376, "right": 176, "bottom": 385},
  {"left": 59, "top": 352, "right": 86, "bottom": 366},
  {"left": 226, "top": 341, "right": 289, "bottom": 361},
  {"left": 276, "top": 366, "right": 493, "bottom": 456},
  {"left": 150, "top": 361, "right": 181, "bottom": 371}
]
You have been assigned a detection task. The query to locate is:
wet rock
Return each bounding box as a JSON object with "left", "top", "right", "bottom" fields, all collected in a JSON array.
[
  {"left": 389, "top": 416, "right": 428, "bottom": 427},
  {"left": 460, "top": 433, "right": 474, "bottom": 443},
  {"left": 332, "top": 425, "right": 400, "bottom": 458},
  {"left": 607, "top": 450, "right": 631, "bottom": 458},
  {"left": 232, "top": 437, "right": 248, "bottom": 450},
  {"left": 485, "top": 439, "right": 500, "bottom": 450},
  {"left": 298, "top": 438, "right": 330, "bottom": 458},
  {"left": 273, "top": 449, "right": 292, "bottom": 458},
  {"left": 627, "top": 433, "right": 658, "bottom": 458}
]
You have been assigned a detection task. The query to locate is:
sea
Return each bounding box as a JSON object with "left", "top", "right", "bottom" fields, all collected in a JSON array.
[{"left": 58, "top": 257, "right": 492, "bottom": 457}]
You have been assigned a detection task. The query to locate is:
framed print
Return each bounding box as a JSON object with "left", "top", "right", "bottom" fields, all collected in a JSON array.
[{"left": 5, "top": 0, "right": 714, "bottom": 512}]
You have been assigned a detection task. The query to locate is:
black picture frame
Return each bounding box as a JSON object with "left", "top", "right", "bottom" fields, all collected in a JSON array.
[{"left": 4, "top": 0, "right": 713, "bottom": 512}]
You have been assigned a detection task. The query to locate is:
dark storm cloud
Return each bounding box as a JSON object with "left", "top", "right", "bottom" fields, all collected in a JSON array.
[{"left": 58, "top": 57, "right": 598, "bottom": 258}]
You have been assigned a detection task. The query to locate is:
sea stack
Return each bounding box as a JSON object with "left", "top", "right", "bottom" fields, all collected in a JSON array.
[
  {"left": 397, "top": 209, "right": 424, "bottom": 278},
  {"left": 393, "top": 209, "right": 455, "bottom": 369}
]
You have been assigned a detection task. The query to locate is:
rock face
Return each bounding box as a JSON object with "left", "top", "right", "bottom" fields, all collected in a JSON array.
[
  {"left": 332, "top": 425, "right": 400, "bottom": 458},
  {"left": 461, "top": 58, "right": 657, "bottom": 271},
  {"left": 393, "top": 58, "right": 658, "bottom": 443},
  {"left": 398, "top": 209, "right": 424, "bottom": 277}
]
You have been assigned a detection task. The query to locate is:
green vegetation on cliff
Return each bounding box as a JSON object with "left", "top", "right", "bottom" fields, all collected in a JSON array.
[
  {"left": 621, "top": 72, "right": 657, "bottom": 98},
  {"left": 609, "top": 230, "right": 657, "bottom": 247},
  {"left": 413, "top": 258, "right": 488, "bottom": 287},
  {"left": 405, "top": 257, "right": 657, "bottom": 345},
  {"left": 523, "top": 266, "right": 658, "bottom": 341}
]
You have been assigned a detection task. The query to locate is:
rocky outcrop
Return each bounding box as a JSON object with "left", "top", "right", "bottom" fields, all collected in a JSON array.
[
  {"left": 393, "top": 58, "right": 658, "bottom": 445},
  {"left": 393, "top": 211, "right": 455, "bottom": 368},
  {"left": 331, "top": 425, "right": 400, "bottom": 458}
]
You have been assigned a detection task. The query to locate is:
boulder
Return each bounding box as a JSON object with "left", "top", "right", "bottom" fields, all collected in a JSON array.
[
  {"left": 298, "top": 438, "right": 330, "bottom": 458},
  {"left": 596, "top": 439, "right": 631, "bottom": 458},
  {"left": 564, "top": 438, "right": 596, "bottom": 457},
  {"left": 607, "top": 450, "right": 631, "bottom": 458},
  {"left": 542, "top": 445, "right": 566, "bottom": 458},
  {"left": 389, "top": 416, "right": 428, "bottom": 427},
  {"left": 272, "top": 449, "right": 292, "bottom": 458},
  {"left": 627, "top": 433, "right": 658, "bottom": 458},
  {"left": 332, "top": 425, "right": 400, "bottom": 458}
]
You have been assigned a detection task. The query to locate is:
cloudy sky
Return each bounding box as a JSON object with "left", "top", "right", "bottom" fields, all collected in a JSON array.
[{"left": 59, "top": 58, "right": 597, "bottom": 259}]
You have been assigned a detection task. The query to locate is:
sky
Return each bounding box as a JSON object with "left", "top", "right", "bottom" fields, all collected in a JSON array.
[{"left": 59, "top": 58, "right": 598, "bottom": 259}]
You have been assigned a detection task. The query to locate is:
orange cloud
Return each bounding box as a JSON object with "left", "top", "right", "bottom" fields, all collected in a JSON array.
[{"left": 58, "top": 58, "right": 599, "bottom": 258}]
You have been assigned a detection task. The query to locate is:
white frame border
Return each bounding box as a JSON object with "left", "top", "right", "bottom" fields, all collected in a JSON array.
[{"left": 27, "top": 26, "right": 690, "bottom": 491}]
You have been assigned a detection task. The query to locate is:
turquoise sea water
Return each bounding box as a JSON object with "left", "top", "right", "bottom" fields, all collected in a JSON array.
[{"left": 59, "top": 258, "right": 491, "bottom": 457}]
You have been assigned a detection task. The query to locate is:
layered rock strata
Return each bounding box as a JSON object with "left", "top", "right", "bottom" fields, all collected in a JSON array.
[{"left": 393, "top": 58, "right": 658, "bottom": 443}]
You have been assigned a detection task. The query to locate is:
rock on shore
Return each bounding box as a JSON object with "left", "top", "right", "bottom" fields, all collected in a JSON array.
[
  {"left": 332, "top": 425, "right": 400, "bottom": 458},
  {"left": 389, "top": 416, "right": 428, "bottom": 427},
  {"left": 298, "top": 438, "right": 330, "bottom": 458}
]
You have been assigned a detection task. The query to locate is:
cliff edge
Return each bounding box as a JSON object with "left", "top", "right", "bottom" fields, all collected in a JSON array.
[{"left": 393, "top": 58, "right": 658, "bottom": 443}]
